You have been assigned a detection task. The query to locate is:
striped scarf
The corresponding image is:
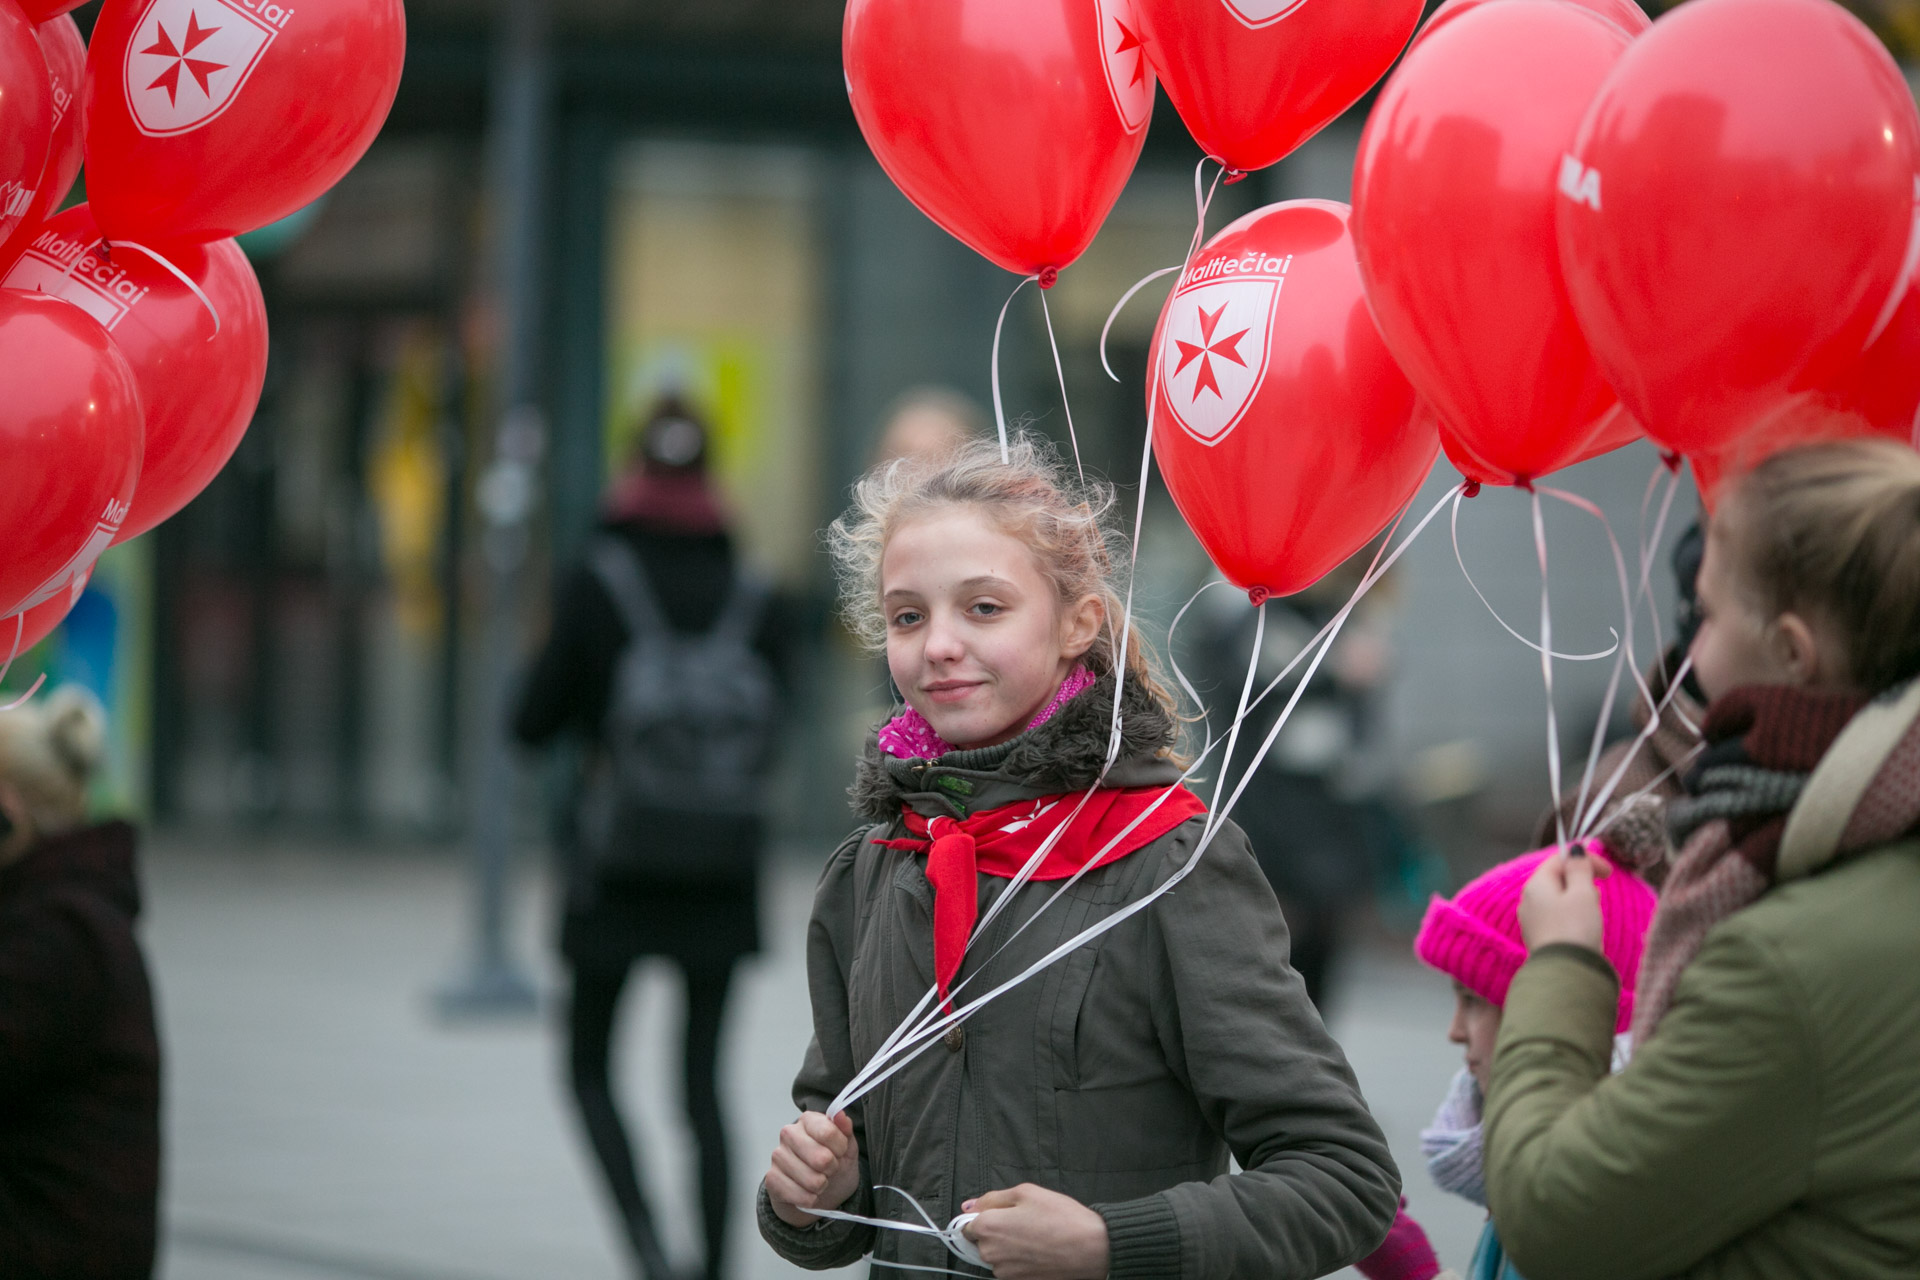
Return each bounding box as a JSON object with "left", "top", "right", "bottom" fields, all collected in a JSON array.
[{"left": 1631, "top": 682, "right": 1920, "bottom": 1042}]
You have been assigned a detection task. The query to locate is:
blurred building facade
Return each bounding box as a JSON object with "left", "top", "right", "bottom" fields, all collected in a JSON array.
[{"left": 14, "top": 0, "right": 1911, "bottom": 846}]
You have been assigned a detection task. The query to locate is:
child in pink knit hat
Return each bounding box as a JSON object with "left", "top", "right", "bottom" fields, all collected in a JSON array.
[{"left": 1355, "top": 841, "right": 1656, "bottom": 1280}]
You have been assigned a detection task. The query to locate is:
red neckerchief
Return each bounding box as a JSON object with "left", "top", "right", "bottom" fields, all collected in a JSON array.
[{"left": 878, "top": 785, "right": 1207, "bottom": 1009}]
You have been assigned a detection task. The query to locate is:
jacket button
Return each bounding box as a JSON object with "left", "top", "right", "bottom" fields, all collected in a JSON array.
[{"left": 944, "top": 1025, "right": 965, "bottom": 1052}]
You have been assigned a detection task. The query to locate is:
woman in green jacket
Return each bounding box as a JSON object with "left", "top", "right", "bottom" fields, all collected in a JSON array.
[
  {"left": 757, "top": 435, "right": 1400, "bottom": 1278},
  {"left": 1490, "top": 438, "right": 1920, "bottom": 1280}
]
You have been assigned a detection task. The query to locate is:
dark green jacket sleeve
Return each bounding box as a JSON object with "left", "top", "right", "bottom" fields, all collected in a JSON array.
[
  {"left": 1484, "top": 935, "right": 1816, "bottom": 1280},
  {"left": 757, "top": 831, "right": 878, "bottom": 1270},
  {"left": 1097, "top": 820, "right": 1401, "bottom": 1278}
]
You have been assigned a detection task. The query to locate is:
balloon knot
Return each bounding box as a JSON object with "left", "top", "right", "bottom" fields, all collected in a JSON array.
[
  {"left": 1037, "top": 266, "right": 1059, "bottom": 289},
  {"left": 1247, "top": 586, "right": 1270, "bottom": 606},
  {"left": 1516, "top": 476, "right": 1536, "bottom": 493},
  {"left": 1222, "top": 169, "right": 1249, "bottom": 185},
  {"left": 1461, "top": 479, "right": 1482, "bottom": 499},
  {"left": 1660, "top": 449, "right": 1683, "bottom": 474}
]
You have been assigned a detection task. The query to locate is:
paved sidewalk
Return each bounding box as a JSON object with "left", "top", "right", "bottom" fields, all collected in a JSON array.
[{"left": 146, "top": 838, "right": 1483, "bottom": 1279}]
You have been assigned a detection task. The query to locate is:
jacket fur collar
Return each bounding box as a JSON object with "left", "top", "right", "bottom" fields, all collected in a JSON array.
[{"left": 850, "top": 671, "right": 1183, "bottom": 824}]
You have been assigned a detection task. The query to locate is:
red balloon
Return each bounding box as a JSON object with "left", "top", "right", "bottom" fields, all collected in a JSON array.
[
  {"left": 0, "top": 204, "right": 268, "bottom": 542},
  {"left": 5, "top": 565, "right": 89, "bottom": 654},
  {"left": 83, "top": 0, "right": 405, "bottom": 243},
  {"left": 843, "top": 0, "right": 1153, "bottom": 277},
  {"left": 1439, "top": 401, "right": 1646, "bottom": 487},
  {"left": 1557, "top": 0, "right": 1920, "bottom": 458},
  {"left": 13, "top": 0, "right": 82, "bottom": 22},
  {"left": 1150, "top": 201, "right": 1439, "bottom": 598},
  {"left": 1413, "top": 0, "right": 1649, "bottom": 48},
  {"left": 1355, "top": 1, "right": 1630, "bottom": 486},
  {"left": 0, "top": 292, "right": 144, "bottom": 619},
  {"left": 1134, "top": 0, "right": 1422, "bottom": 174},
  {"left": 1690, "top": 286, "right": 1920, "bottom": 510},
  {"left": 0, "top": 0, "right": 53, "bottom": 250},
  {"left": 0, "top": 14, "right": 84, "bottom": 267},
  {"left": 1828, "top": 281, "right": 1920, "bottom": 442}
]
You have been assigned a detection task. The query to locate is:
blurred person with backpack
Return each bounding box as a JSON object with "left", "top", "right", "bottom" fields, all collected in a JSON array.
[
  {"left": 0, "top": 686, "right": 159, "bottom": 1280},
  {"left": 515, "top": 397, "right": 797, "bottom": 1280}
]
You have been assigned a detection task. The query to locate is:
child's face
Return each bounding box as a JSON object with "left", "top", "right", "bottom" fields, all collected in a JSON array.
[
  {"left": 1690, "top": 520, "right": 1845, "bottom": 702},
  {"left": 1448, "top": 981, "right": 1503, "bottom": 1094},
  {"left": 881, "top": 506, "right": 1103, "bottom": 749}
]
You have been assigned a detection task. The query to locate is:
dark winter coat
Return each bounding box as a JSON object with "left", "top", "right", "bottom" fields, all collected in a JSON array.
[
  {"left": 0, "top": 821, "right": 159, "bottom": 1280},
  {"left": 757, "top": 675, "right": 1400, "bottom": 1278},
  {"left": 513, "top": 519, "right": 798, "bottom": 972}
]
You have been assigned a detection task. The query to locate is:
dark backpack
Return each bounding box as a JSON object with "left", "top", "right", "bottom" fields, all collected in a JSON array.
[{"left": 577, "top": 537, "right": 778, "bottom": 878}]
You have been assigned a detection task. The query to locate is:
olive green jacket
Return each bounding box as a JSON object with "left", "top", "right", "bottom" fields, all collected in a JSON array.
[
  {"left": 757, "top": 676, "right": 1399, "bottom": 1277},
  {"left": 1484, "top": 682, "right": 1920, "bottom": 1280}
]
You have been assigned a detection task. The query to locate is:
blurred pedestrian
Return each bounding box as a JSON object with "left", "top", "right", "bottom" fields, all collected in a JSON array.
[
  {"left": 0, "top": 686, "right": 159, "bottom": 1280},
  {"left": 759, "top": 434, "right": 1398, "bottom": 1279},
  {"left": 515, "top": 397, "right": 794, "bottom": 1280},
  {"left": 1492, "top": 439, "right": 1920, "bottom": 1278},
  {"left": 870, "top": 385, "right": 986, "bottom": 468},
  {"left": 1192, "top": 553, "right": 1400, "bottom": 1009}
]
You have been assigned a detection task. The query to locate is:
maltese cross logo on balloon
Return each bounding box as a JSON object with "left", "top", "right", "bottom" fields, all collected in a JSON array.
[
  {"left": 1160, "top": 280, "right": 1278, "bottom": 445},
  {"left": 124, "top": 0, "right": 287, "bottom": 137},
  {"left": 1096, "top": 0, "right": 1155, "bottom": 133}
]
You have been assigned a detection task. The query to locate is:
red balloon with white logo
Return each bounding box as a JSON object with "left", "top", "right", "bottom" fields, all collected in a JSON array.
[
  {"left": 2, "top": 203, "right": 268, "bottom": 542},
  {"left": 1557, "top": 0, "right": 1920, "bottom": 459},
  {"left": 844, "top": 0, "right": 1154, "bottom": 278},
  {"left": 0, "top": 292, "right": 144, "bottom": 621},
  {"left": 1354, "top": 0, "right": 1631, "bottom": 486},
  {"left": 1133, "top": 0, "right": 1421, "bottom": 174},
  {"left": 1149, "top": 201, "right": 1439, "bottom": 599},
  {"left": 0, "top": 0, "right": 53, "bottom": 250},
  {"left": 0, "top": 14, "right": 83, "bottom": 268},
  {"left": 83, "top": 0, "right": 405, "bottom": 243},
  {"left": 1411, "top": 0, "right": 1649, "bottom": 49}
]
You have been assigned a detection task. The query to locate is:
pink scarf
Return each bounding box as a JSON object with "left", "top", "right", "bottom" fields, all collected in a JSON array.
[{"left": 876, "top": 666, "right": 1096, "bottom": 761}]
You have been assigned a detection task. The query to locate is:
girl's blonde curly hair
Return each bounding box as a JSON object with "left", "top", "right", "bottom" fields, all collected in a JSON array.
[{"left": 827, "top": 433, "right": 1180, "bottom": 719}]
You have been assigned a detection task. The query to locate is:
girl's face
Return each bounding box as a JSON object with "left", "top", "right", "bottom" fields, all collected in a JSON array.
[
  {"left": 1447, "top": 982, "right": 1503, "bottom": 1094},
  {"left": 1690, "top": 520, "right": 1846, "bottom": 703},
  {"left": 881, "top": 506, "right": 1103, "bottom": 749}
]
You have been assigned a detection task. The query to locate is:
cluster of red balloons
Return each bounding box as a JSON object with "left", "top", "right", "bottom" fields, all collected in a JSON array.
[
  {"left": 1350, "top": 0, "right": 1920, "bottom": 507},
  {"left": 854, "top": 0, "right": 1919, "bottom": 600},
  {"left": 841, "top": 0, "right": 1423, "bottom": 281},
  {"left": 0, "top": 0, "right": 404, "bottom": 646},
  {"left": 844, "top": 0, "right": 1432, "bottom": 597}
]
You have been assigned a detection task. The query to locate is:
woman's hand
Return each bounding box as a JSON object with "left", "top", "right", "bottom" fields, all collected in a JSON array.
[
  {"left": 1519, "top": 845, "right": 1606, "bottom": 953},
  {"left": 961, "top": 1183, "right": 1110, "bottom": 1280},
  {"left": 765, "top": 1111, "right": 860, "bottom": 1229}
]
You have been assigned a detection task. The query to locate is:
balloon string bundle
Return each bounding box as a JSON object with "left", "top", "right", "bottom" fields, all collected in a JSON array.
[
  {"left": 807, "top": 1186, "right": 987, "bottom": 1274},
  {"left": 1451, "top": 457, "right": 1696, "bottom": 851},
  {"left": 825, "top": 484, "right": 1460, "bottom": 1120}
]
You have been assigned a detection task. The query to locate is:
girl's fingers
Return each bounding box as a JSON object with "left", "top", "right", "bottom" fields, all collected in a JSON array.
[
  {"left": 771, "top": 1144, "right": 827, "bottom": 1194},
  {"left": 799, "top": 1110, "right": 851, "bottom": 1156}
]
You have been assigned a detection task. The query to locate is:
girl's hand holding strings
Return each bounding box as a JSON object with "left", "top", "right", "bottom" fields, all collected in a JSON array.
[
  {"left": 960, "top": 1183, "right": 1110, "bottom": 1280},
  {"left": 766, "top": 1111, "right": 860, "bottom": 1228},
  {"left": 1519, "top": 844, "right": 1608, "bottom": 954}
]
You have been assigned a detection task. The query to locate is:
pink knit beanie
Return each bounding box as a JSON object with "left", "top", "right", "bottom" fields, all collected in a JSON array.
[{"left": 1414, "top": 841, "right": 1657, "bottom": 1033}]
